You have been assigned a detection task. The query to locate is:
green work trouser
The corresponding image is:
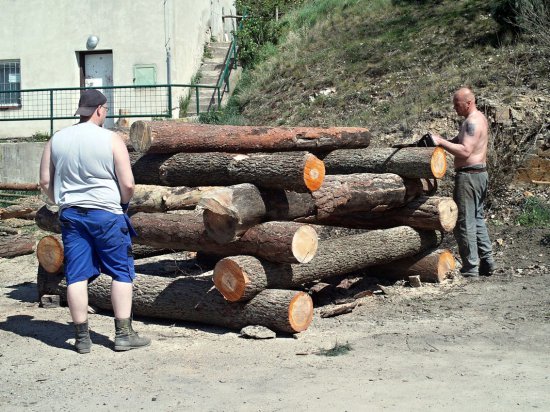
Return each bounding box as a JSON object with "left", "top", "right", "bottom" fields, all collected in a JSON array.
[{"left": 453, "top": 170, "right": 494, "bottom": 275}]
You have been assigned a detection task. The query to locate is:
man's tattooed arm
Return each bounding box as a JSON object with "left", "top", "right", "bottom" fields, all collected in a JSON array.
[{"left": 465, "top": 120, "right": 476, "bottom": 136}]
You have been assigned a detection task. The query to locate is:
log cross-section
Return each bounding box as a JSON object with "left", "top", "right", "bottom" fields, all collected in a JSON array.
[{"left": 129, "top": 121, "right": 372, "bottom": 154}]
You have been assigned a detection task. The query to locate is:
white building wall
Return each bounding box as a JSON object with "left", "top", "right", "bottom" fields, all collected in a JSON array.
[{"left": 0, "top": 0, "right": 235, "bottom": 138}]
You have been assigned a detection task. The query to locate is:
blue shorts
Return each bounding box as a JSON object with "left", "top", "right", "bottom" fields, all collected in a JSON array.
[{"left": 59, "top": 207, "right": 136, "bottom": 285}]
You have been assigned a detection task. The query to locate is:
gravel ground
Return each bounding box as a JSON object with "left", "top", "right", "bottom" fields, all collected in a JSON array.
[{"left": 0, "top": 223, "right": 548, "bottom": 412}]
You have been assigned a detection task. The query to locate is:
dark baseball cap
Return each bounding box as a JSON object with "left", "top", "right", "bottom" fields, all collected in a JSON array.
[{"left": 74, "top": 89, "right": 107, "bottom": 116}]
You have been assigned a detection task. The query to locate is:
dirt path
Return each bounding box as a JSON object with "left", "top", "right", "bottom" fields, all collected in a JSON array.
[{"left": 0, "top": 225, "right": 548, "bottom": 411}]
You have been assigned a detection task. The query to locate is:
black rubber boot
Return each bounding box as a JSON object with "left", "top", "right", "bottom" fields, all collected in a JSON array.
[
  {"left": 74, "top": 321, "right": 92, "bottom": 354},
  {"left": 114, "top": 317, "right": 151, "bottom": 351}
]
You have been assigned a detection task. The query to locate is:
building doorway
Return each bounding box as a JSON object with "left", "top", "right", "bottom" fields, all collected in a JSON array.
[{"left": 79, "top": 51, "right": 114, "bottom": 128}]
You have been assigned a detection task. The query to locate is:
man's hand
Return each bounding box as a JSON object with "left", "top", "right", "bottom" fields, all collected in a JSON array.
[
  {"left": 121, "top": 202, "right": 130, "bottom": 213},
  {"left": 430, "top": 133, "right": 444, "bottom": 146}
]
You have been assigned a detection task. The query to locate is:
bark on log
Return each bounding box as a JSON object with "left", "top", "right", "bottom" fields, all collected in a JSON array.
[
  {"left": 0, "top": 234, "right": 36, "bottom": 258},
  {"left": 131, "top": 211, "right": 318, "bottom": 264},
  {"left": 131, "top": 151, "right": 325, "bottom": 192},
  {"left": 130, "top": 121, "right": 372, "bottom": 154},
  {"left": 297, "top": 196, "right": 458, "bottom": 232},
  {"left": 37, "top": 267, "right": 313, "bottom": 333},
  {"left": 323, "top": 147, "right": 447, "bottom": 179},
  {"left": 312, "top": 174, "right": 422, "bottom": 218},
  {"left": 371, "top": 249, "right": 456, "bottom": 283},
  {"left": 35, "top": 206, "right": 61, "bottom": 233},
  {"left": 0, "top": 183, "right": 40, "bottom": 191},
  {"left": 261, "top": 189, "right": 317, "bottom": 221},
  {"left": 213, "top": 227, "right": 441, "bottom": 302}
]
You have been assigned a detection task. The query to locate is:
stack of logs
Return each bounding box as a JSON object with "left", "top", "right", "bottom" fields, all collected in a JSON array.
[{"left": 35, "top": 121, "right": 458, "bottom": 334}]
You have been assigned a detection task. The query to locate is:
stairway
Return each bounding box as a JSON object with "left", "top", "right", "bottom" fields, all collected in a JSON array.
[{"left": 186, "top": 41, "right": 232, "bottom": 116}]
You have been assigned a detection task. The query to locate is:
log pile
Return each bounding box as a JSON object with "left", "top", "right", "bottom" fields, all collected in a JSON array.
[{"left": 35, "top": 122, "right": 458, "bottom": 334}]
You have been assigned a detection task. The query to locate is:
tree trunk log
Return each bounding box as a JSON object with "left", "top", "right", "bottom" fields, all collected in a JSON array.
[
  {"left": 0, "top": 234, "right": 36, "bottom": 258},
  {"left": 36, "top": 234, "right": 184, "bottom": 274},
  {"left": 0, "top": 183, "right": 40, "bottom": 191},
  {"left": 323, "top": 147, "right": 447, "bottom": 179},
  {"left": 213, "top": 227, "right": 441, "bottom": 302},
  {"left": 131, "top": 151, "right": 325, "bottom": 192},
  {"left": 297, "top": 196, "right": 458, "bottom": 232},
  {"left": 35, "top": 206, "right": 61, "bottom": 233},
  {"left": 131, "top": 184, "right": 221, "bottom": 212},
  {"left": 37, "top": 267, "right": 313, "bottom": 333},
  {"left": 312, "top": 174, "right": 422, "bottom": 218},
  {"left": 130, "top": 121, "right": 372, "bottom": 154},
  {"left": 372, "top": 248, "right": 456, "bottom": 283},
  {"left": 131, "top": 211, "right": 318, "bottom": 264},
  {"left": 36, "top": 208, "right": 319, "bottom": 264}
]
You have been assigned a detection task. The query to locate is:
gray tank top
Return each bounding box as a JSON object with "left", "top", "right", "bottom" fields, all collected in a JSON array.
[{"left": 51, "top": 122, "right": 122, "bottom": 213}]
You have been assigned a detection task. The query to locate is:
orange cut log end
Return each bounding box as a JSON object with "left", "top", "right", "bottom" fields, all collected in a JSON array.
[
  {"left": 36, "top": 235, "right": 64, "bottom": 274},
  {"left": 288, "top": 292, "right": 314, "bottom": 332},
  {"left": 291, "top": 225, "right": 318, "bottom": 263},
  {"left": 437, "top": 249, "right": 456, "bottom": 281},
  {"left": 213, "top": 259, "right": 248, "bottom": 302},
  {"left": 130, "top": 121, "right": 153, "bottom": 153},
  {"left": 431, "top": 147, "right": 447, "bottom": 179},
  {"left": 303, "top": 154, "right": 325, "bottom": 192}
]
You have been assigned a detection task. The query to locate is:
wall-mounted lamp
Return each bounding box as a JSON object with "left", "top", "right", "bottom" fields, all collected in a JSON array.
[{"left": 86, "top": 35, "right": 99, "bottom": 50}]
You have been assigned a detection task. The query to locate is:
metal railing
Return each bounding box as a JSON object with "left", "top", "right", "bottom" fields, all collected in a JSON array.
[{"left": 0, "top": 83, "right": 224, "bottom": 136}]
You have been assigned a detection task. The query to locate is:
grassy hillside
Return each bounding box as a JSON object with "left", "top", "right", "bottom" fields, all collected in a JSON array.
[{"left": 223, "top": 0, "right": 548, "bottom": 142}]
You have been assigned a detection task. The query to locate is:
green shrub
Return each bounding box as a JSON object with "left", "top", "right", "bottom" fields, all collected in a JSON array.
[
  {"left": 236, "top": 0, "right": 306, "bottom": 68},
  {"left": 30, "top": 131, "right": 50, "bottom": 142},
  {"left": 516, "top": 196, "right": 550, "bottom": 227}
]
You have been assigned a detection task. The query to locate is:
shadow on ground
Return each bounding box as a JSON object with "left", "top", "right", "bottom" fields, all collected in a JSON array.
[{"left": 0, "top": 315, "right": 111, "bottom": 351}]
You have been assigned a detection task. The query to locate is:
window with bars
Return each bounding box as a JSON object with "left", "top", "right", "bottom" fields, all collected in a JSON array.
[{"left": 0, "top": 60, "right": 21, "bottom": 108}]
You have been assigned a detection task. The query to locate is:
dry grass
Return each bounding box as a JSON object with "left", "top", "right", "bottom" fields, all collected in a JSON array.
[{"left": 227, "top": 0, "right": 549, "bottom": 138}]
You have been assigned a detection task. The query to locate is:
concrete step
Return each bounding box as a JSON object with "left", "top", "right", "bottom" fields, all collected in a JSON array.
[{"left": 202, "top": 62, "right": 225, "bottom": 71}]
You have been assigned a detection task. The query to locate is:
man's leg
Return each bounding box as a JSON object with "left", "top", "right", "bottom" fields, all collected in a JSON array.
[
  {"left": 67, "top": 280, "right": 89, "bottom": 323},
  {"left": 111, "top": 280, "right": 133, "bottom": 319},
  {"left": 454, "top": 173, "right": 480, "bottom": 276},
  {"left": 67, "top": 280, "right": 92, "bottom": 353},
  {"left": 474, "top": 173, "right": 495, "bottom": 274},
  {"left": 94, "top": 211, "right": 150, "bottom": 351}
]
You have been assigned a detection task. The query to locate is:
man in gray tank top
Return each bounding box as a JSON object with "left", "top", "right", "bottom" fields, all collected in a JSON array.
[{"left": 39, "top": 89, "right": 151, "bottom": 353}]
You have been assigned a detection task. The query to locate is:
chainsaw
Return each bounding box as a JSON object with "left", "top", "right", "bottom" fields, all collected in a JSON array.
[{"left": 392, "top": 133, "right": 436, "bottom": 149}]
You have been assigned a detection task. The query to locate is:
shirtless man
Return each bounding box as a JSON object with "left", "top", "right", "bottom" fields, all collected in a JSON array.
[{"left": 431, "top": 87, "right": 495, "bottom": 277}]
